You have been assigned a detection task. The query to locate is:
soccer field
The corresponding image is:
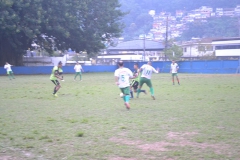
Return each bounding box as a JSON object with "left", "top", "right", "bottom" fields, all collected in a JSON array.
[{"left": 0, "top": 73, "right": 239, "bottom": 160}]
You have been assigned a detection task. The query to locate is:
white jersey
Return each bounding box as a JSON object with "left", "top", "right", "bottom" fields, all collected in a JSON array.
[
  {"left": 4, "top": 64, "right": 12, "bottom": 72},
  {"left": 171, "top": 63, "right": 179, "bottom": 73},
  {"left": 140, "top": 64, "right": 158, "bottom": 79},
  {"left": 114, "top": 67, "right": 133, "bottom": 88},
  {"left": 74, "top": 64, "right": 82, "bottom": 72}
]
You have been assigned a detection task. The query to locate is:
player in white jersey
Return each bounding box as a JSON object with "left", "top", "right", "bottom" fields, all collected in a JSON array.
[
  {"left": 137, "top": 61, "right": 159, "bottom": 100},
  {"left": 170, "top": 60, "right": 180, "bottom": 85},
  {"left": 74, "top": 62, "right": 84, "bottom": 81},
  {"left": 114, "top": 61, "right": 133, "bottom": 110},
  {"left": 4, "top": 62, "right": 15, "bottom": 80}
]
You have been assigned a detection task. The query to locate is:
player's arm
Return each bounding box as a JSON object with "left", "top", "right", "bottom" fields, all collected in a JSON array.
[
  {"left": 114, "top": 71, "right": 119, "bottom": 85},
  {"left": 54, "top": 71, "right": 63, "bottom": 80},
  {"left": 152, "top": 67, "right": 159, "bottom": 74},
  {"left": 115, "top": 76, "right": 119, "bottom": 85}
]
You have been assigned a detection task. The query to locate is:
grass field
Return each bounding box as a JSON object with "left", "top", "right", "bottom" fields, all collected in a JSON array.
[{"left": 0, "top": 73, "right": 240, "bottom": 160}]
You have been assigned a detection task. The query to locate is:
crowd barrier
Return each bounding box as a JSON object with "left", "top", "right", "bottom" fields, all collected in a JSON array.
[{"left": 0, "top": 60, "right": 239, "bottom": 75}]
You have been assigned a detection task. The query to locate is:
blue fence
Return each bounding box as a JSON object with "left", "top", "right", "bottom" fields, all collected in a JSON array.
[{"left": 0, "top": 60, "right": 239, "bottom": 75}]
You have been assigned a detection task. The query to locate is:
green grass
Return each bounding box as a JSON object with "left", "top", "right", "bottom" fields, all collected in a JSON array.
[{"left": 0, "top": 73, "right": 240, "bottom": 160}]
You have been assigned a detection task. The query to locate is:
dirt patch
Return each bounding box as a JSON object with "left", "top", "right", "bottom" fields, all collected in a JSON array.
[
  {"left": 109, "top": 157, "right": 138, "bottom": 160},
  {"left": 109, "top": 131, "right": 229, "bottom": 155},
  {"left": 0, "top": 156, "right": 23, "bottom": 160}
]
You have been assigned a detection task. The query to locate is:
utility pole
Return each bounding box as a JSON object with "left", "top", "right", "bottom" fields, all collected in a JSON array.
[
  {"left": 143, "top": 35, "right": 146, "bottom": 61},
  {"left": 164, "top": 15, "right": 169, "bottom": 61},
  {"left": 238, "top": 17, "right": 240, "bottom": 36}
]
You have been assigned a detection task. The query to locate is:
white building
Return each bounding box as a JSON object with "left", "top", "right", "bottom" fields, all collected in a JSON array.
[
  {"left": 212, "top": 38, "right": 240, "bottom": 56},
  {"left": 181, "top": 39, "right": 214, "bottom": 57}
]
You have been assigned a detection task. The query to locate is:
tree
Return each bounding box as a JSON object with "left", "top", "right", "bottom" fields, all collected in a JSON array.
[
  {"left": 0, "top": 0, "right": 124, "bottom": 65},
  {"left": 165, "top": 44, "right": 183, "bottom": 60}
]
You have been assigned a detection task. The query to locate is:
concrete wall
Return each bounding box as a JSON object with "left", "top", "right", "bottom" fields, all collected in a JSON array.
[{"left": 0, "top": 60, "right": 239, "bottom": 75}]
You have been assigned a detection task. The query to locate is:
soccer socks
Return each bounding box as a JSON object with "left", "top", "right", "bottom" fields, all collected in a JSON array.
[
  {"left": 79, "top": 73, "right": 82, "bottom": 80},
  {"left": 125, "top": 95, "right": 130, "bottom": 103},
  {"left": 130, "top": 91, "right": 133, "bottom": 98},
  {"left": 137, "top": 89, "right": 140, "bottom": 97},
  {"left": 53, "top": 87, "right": 57, "bottom": 94},
  {"left": 177, "top": 78, "right": 180, "bottom": 84},
  {"left": 150, "top": 87, "right": 154, "bottom": 96}
]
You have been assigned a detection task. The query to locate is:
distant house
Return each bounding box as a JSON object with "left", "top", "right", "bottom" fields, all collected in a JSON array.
[
  {"left": 181, "top": 38, "right": 214, "bottom": 57},
  {"left": 223, "top": 8, "right": 235, "bottom": 17}
]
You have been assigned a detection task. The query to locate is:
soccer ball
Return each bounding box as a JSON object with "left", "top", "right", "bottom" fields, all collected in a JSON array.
[{"left": 120, "top": 93, "right": 124, "bottom": 98}]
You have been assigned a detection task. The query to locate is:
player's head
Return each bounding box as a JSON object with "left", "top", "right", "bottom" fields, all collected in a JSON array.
[
  {"left": 5, "top": 62, "right": 8, "bottom": 65},
  {"left": 134, "top": 63, "right": 138, "bottom": 69},
  {"left": 172, "top": 60, "right": 175, "bottom": 64},
  {"left": 118, "top": 61, "right": 124, "bottom": 67},
  {"left": 147, "top": 61, "right": 152, "bottom": 66},
  {"left": 58, "top": 61, "right": 62, "bottom": 68},
  {"left": 76, "top": 61, "right": 79, "bottom": 65}
]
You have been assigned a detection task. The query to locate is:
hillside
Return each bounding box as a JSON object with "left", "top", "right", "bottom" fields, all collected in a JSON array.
[{"left": 119, "top": 0, "right": 240, "bottom": 41}]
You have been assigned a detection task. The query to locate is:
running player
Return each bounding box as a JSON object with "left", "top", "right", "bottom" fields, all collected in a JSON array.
[
  {"left": 4, "top": 62, "right": 15, "bottom": 80},
  {"left": 137, "top": 61, "right": 159, "bottom": 100},
  {"left": 114, "top": 61, "right": 133, "bottom": 110},
  {"left": 130, "top": 63, "right": 146, "bottom": 98},
  {"left": 74, "top": 62, "right": 84, "bottom": 81},
  {"left": 170, "top": 60, "right": 180, "bottom": 85},
  {"left": 50, "top": 61, "right": 63, "bottom": 97}
]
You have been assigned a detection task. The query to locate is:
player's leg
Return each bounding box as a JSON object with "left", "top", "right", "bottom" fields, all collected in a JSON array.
[
  {"left": 10, "top": 71, "right": 15, "bottom": 79},
  {"left": 130, "top": 80, "right": 135, "bottom": 98},
  {"left": 146, "top": 79, "right": 155, "bottom": 100},
  {"left": 79, "top": 72, "right": 82, "bottom": 80},
  {"left": 135, "top": 81, "right": 146, "bottom": 94},
  {"left": 137, "top": 78, "right": 145, "bottom": 98},
  {"left": 172, "top": 73, "right": 175, "bottom": 85},
  {"left": 74, "top": 72, "right": 78, "bottom": 80},
  {"left": 176, "top": 74, "right": 180, "bottom": 85},
  {"left": 123, "top": 87, "right": 130, "bottom": 109},
  {"left": 7, "top": 71, "right": 11, "bottom": 80},
  {"left": 52, "top": 80, "right": 61, "bottom": 96}
]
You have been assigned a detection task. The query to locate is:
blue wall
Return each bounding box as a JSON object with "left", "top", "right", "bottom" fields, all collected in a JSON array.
[{"left": 0, "top": 60, "right": 239, "bottom": 75}]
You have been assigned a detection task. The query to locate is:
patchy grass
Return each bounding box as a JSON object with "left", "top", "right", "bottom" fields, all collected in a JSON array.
[{"left": 0, "top": 73, "right": 240, "bottom": 160}]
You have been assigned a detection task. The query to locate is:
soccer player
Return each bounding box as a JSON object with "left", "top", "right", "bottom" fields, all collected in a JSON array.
[
  {"left": 137, "top": 61, "right": 159, "bottom": 100},
  {"left": 74, "top": 62, "right": 84, "bottom": 81},
  {"left": 130, "top": 63, "right": 146, "bottom": 98},
  {"left": 4, "top": 62, "right": 15, "bottom": 80},
  {"left": 170, "top": 60, "right": 180, "bottom": 85},
  {"left": 50, "top": 61, "right": 64, "bottom": 97},
  {"left": 114, "top": 61, "right": 133, "bottom": 110}
]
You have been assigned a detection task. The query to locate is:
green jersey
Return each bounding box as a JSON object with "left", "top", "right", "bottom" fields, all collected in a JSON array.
[
  {"left": 133, "top": 69, "right": 141, "bottom": 82},
  {"left": 50, "top": 66, "right": 59, "bottom": 80}
]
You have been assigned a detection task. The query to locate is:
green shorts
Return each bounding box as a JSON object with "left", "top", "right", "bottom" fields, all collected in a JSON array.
[
  {"left": 139, "top": 77, "right": 152, "bottom": 88},
  {"left": 120, "top": 87, "right": 130, "bottom": 95},
  {"left": 172, "top": 73, "right": 178, "bottom": 77},
  {"left": 7, "top": 71, "right": 13, "bottom": 75}
]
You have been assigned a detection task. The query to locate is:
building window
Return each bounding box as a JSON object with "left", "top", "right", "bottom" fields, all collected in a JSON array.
[
  {"left": 216, "top": 45, "right": 240, "bottom": 50},
  {"left": 183, "top": 48, "right": 187, "bottom": 52}
]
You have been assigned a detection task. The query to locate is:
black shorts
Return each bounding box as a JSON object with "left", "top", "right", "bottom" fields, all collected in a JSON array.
[
  {"left": 51, "top": 80, "right": 60, "bottom": 86},
  {"left": 130, "top": 80, "right": 139, "bottom": 90}
]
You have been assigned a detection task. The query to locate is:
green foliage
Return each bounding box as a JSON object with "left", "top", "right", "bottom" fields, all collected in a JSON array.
[
  {"left": 165, "top": 44, "right": 183, "bottom": 61},
  {"left": 0, "top": 0, "right": 125, "bottom": 65}
]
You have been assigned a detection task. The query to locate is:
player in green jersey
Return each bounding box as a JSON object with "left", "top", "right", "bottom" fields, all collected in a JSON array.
[
  {"left": 130, "top": 63, "right": 146, "bottom": 98},
  {"left": 50, "top": 61, "right": 64, "bottom": 97}
]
